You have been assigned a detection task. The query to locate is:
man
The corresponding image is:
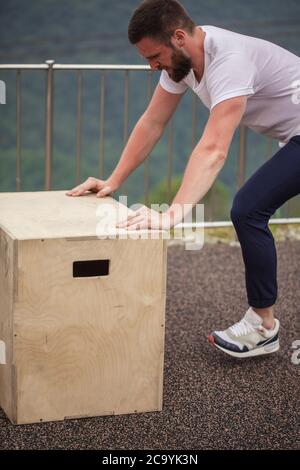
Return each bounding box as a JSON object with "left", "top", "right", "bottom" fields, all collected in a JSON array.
[{"left": 66, "top": 0, "right": 300, "bottom": 358}]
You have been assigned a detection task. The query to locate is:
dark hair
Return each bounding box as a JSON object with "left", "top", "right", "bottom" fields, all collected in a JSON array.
[{"left": 128, "top": 0, "right": 196, "bottom": 45}]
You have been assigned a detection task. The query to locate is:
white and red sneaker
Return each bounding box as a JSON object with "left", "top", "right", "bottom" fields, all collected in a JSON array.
[{"left": 208, "top": 307, "right": 280, "bottom": 358}]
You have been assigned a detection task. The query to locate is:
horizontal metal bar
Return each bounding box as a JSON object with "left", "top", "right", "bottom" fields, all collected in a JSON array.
[
  {"left": 54, "top": 64, "right": 150, "bottom": 70},
  {"left": 176, "top": 218, "right": 300, "bottom": 229},
  {"left": 0, "top": 64, "right": 151, "bottom": 71},
  {"left": 259, "top": 218, "right": 300, "bottom": 225},
  {"left": 0, "top": 64, "right": 49, "bottom": 69}
]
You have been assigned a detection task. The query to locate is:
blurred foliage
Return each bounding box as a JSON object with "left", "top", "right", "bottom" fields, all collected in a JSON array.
[{"left": 146, "top": 174, "right": 231, "bottom": 220}]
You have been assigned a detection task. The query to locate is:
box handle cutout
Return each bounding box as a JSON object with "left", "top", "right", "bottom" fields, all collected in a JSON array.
[{"left": 73, "top": 259, "right": 110, "bottom": 278}]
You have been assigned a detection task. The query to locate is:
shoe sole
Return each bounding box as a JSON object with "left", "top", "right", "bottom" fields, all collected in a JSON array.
[{"left": 208, "top": 335, "right": 280, "bottom": 358}]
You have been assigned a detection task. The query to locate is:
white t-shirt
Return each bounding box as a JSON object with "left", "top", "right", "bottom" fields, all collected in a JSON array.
[{"left": 159, "top": 25, "right": 300, "bottom": 144}]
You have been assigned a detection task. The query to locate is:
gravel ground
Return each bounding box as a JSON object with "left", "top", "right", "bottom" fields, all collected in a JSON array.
[{"left": 0, "top": 240, "right": 299, "bottom": 450}]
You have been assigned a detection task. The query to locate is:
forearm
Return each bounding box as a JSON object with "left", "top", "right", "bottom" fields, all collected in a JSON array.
[
  {"left": 109, "top": 115, "right": 163, "bottom": 187},
  {"left": 166, "top": 146, "right": 226, "bottom": 225}
]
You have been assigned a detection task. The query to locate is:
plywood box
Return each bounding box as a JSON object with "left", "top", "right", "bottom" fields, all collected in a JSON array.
[{"left": 0, "top": 191, "right": 167, "bottom": 424}]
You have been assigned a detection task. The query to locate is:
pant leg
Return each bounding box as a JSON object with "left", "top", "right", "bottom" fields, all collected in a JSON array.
[{"left": 230, "top": 136, "right": 300, "bottom": 308}]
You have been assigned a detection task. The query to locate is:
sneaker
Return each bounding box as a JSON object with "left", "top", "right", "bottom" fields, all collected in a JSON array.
[{"left": 208, "top": 307, "right": 280, "bottom": 358}]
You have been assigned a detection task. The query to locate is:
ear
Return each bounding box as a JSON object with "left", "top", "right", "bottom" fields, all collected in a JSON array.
[{"left": 173, "top": 29, "right": 186, "bottom": 47}]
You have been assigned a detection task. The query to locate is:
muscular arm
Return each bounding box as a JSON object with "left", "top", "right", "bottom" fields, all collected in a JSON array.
[
  {"left": 166, "top": 96, "right": 248, "bottom": 224},
  {"left": 109, "top": 84, "right": 183, "bottom": 187},
  {"left": 66, "top": 84, "right": 183, "bottom": 197}
]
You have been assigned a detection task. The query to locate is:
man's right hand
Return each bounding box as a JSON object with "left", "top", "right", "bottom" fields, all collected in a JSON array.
[{"left": 65, "top": 176, "right": 118, "bottom": 198}]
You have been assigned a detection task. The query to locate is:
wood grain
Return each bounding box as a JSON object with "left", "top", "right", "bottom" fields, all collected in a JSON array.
[
  {"left": 0, "top": 191, "right": 162, "bottom": 240},
  {"left": 0, "top": 192, "right": 167, "bottom": 424},
  {"left": 14, "top": 237, "right": 166, "bottom": 423},
  {"left": 0, "top": 228, "right": 17, "bottom": 422}
]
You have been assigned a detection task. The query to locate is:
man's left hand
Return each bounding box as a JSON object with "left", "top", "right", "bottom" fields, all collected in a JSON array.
[{"left": 116, "top": 205, "right": 173, "bottom": 231}]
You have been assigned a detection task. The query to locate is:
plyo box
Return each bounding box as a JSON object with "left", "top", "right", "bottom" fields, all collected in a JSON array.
[{"left": 0, "top": 191, "right": 167, "bottom": 424}]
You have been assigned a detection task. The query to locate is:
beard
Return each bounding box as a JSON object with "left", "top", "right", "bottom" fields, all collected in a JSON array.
[{"left": 167, "top": 47, "right": 192, "bottom": 83}]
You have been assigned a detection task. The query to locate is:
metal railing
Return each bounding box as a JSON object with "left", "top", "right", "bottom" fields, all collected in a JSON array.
[{"left": 0, "top": 61, "right": 298, "bottom": 224}]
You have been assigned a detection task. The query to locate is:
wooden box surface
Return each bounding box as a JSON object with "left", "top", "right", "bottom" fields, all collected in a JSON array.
[{"left": 0, "top": 191, "right": 166, "bottom": 424}]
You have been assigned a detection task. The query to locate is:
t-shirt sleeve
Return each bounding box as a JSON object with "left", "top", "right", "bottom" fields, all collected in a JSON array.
[
  {"left": 159, "top": 70, "right": 188, "bottom": 94},
  {"left": 207, "top": 52, "right": 257, "bottom": 110}
]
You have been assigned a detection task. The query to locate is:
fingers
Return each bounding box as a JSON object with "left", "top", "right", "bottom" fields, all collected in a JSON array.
[
  {"left": 65, "top": 184, "right": 87, "bottom": 197},
  {"left": 96, "top": 185, "right": 112, "bottom": 198},
  {"left": 66, "top": 177, "right": 101, "bottom": 197},
  {"left": 116, "top": 213, "right": 145, "bottom": 229},
  {"left": 116, "top": 206, "right": 156, "bottom": 229},
  {"left": 115, "top": 206, "right": 163, "bottom": 230}
]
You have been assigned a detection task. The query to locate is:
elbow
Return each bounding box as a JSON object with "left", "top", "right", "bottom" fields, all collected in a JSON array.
[
  {"left": 216, "top": 149, "right": 227, "bottom": 164},
  {"left": 140, "top": 112, "right": 165, "bottom": 137},
  {"left": 210, "top": 146, "right": 226, "bottom": 159},
  {"left": 212, "top": 143, "right": 227, "bottom": 161},
  {"left": 203, "top": 145, "right": 228, "bottom": 168},
  {"left": 213, "top": 150, "right": 227, "bottom": 171},
  {"left": 200, "top": 141, "right": 227, "bottom": 160},
  {"left": 194, "top": 147, "right": 227, "bottom": 173}
]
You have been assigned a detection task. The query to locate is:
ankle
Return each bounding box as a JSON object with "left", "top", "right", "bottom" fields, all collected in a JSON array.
[
  {"left": 252, "top": 306, "right": 275, "bottom": 330},
  {"left": 262, "top": 319, "right": 276, "bottom": 330}
]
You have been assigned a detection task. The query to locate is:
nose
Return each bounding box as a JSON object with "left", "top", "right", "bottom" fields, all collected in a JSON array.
[{"left": 149, "top": 59, "right": 160, "bottom": 70}]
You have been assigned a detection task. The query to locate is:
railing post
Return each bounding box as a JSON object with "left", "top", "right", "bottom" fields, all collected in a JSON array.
[
  {"left": 123, "top": 70, "right": 129, "bottom": 147},
  {"left": 144, "top": 70, "right": 153, "bottom": 206},
  {"left": 167, "top": 119, "right": 174, "bottom": 205},
  {"left": 76, "top": 70, "right": 82, "bottom": 185},
  {"left": 191, "top": 93, "right": 198, "bottom": 151},
  {"left": 16, "top": 70, "right": 22, "bottom": 191},
  {"left": 267, "top": 137, "right": 273, "bottom": 161},
  {"left": 45, "top": 59, "right": 55, "bottom": 191},
  {"left": 99, "top": 72, "right": 105, "bottom": 179},
  {"left": 237, "top": 125, "right": 247, "bottom": 189},
  {"left": 121, "top": 70, "right": 130, "bottom": 196}
]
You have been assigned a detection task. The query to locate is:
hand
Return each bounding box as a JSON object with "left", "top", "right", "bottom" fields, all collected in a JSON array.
[
  {"left": 116, "top": 205, "right": 174, "bottom": 231},
  {"left": 65, "top": 176, "right": 118, "bottom": 198}
]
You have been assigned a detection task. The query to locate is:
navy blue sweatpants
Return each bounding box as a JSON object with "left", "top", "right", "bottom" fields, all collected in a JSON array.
[{"left": 230, "top": 135, "right": 300, "bottom": 308}]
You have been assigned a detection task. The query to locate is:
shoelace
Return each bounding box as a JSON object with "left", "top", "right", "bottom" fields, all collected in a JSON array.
[{"left": 229, "top": 318, "right": 256, "bottom": 337}]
